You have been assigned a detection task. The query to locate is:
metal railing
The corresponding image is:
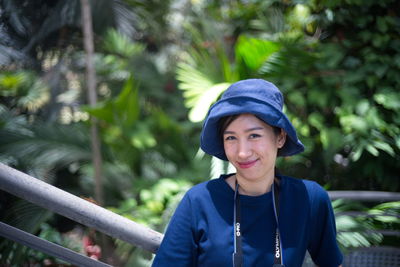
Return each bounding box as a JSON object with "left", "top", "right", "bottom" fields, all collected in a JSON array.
[
  {"left": 1, "top": 162, "right": 399, "bottom": 266},
  {"left": 0, "top": 221, "right": 112, "bottom": 267},
  {"left": 0, "top": 163, "right": 163, "bottom": 266},
  {"left": 328, "top": 190, "right": 400, "bottom": 202}
]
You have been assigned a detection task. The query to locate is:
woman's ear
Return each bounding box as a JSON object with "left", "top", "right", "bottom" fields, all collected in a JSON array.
[{"left": 277, "top": 130, "right": 287, "bottom": 148}]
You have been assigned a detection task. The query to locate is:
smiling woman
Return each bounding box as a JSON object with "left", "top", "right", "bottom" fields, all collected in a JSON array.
[
  {"left": 222, "top": 114, "right": 286, "bottom": 196},
  {"left": 152, "top": 79, "right": 343, "bottom": 267}
]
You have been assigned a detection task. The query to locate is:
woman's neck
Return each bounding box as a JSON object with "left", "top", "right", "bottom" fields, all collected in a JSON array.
[{"left": 227, "top": 174, "right": 275, "bottom": 196}]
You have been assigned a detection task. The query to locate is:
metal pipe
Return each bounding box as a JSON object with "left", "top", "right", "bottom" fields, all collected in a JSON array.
[
  {"left": 0, "top": 163, "right": 163, "bottom": 254},
  {"left": 329, "top": 190, "right": 400, "bottom": 202},
  {"left": 0, "top": 221, "right": 112, "bottom": 267}
]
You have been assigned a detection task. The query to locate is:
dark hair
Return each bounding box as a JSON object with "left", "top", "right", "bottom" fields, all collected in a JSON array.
[
  {"left": 218, "top": 114, "right": 240, "bottom": 138},
  {"left": 218, "top": 114, "right": 282, "bottom": 139}
]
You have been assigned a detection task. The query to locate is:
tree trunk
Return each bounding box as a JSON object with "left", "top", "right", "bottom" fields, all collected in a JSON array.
[{"left": 80, "top": 0, "right": 104, "bottom": 206}]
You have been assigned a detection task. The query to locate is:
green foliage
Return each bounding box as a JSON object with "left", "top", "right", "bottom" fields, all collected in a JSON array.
[
  {"left": 109, "top": 178, "right": 192, "bottom": 266},
  {"left": 0, "top": 104, "right": 92, "bottom": 180},
  {"left": 26, "top": 223, "right": 82, "bottom": 265},
  {"left": 176, "top": 31, "right": 284, "bottom": 123},
  {"left": 89, "top": 77, "right": 140, "bottom": 124},
  {"left": 84, "top": 75, "right": 194, "bottom": 179},
  {"left": 1, "top": 217, "right": 82, "bottom": 266},
  {"left": 177, "top": 0, "right": 400, "bottom": 191},
  {"left": 111, "top": 178, "right": 191, "bottom": 227},
  {"left": 235, "top": 35, "right": 281, "bottom": 73},
  {"left": 102, "top": 29, "right": 145, "bottom": 58},
  {"left": 0, "top": 71, "right": 49, "bottom": 112},
  {"left": 238, "top": 35, "right": 282, "bottom": 80},
  {"left": 0, "top": 200, "right": 52, "bottom": 265},
  {"left": 333, "top": 199, "right": 382, "bottom": 249},
  {"left": 334, "top": 200, "right": 400, "bottom": 251},
  {"left": 177, "top": 62, "right": 230, "bottom": 122},
  {"left": 368, "top": 201, "right": 400, "bottom": 232}
]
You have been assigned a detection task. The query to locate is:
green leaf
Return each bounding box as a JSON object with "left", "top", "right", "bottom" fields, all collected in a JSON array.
[
  {"left": 366, "top": 144, "right": 379, "bottom": 156},
  {"left": 350, "top": 144, "right": 365, "bottom": 162},
  {"left": 83, "top": 101, "right": 115, "bottom": 123},
  {"left": 356, "top": 100, "right": 370, "bottom": 116},
  {"left": 177, "top": 62, "right": 230, "bottom": 122},
  {"left": 114, "top": 76, "right": 140, "bottom": 126},
  {"left": 83, "top": 76, "right": 140, "bottom": 126},
  {"left": 308, "top": 112, "right": 324, "bottom": 130},
  {"left": 0, "top": 71, "right": 49, "bottom": 111},
  {"left": 235, "top": 35, "right": 280, "bottom": 71},
  {"left": 374, "top": 92, "right": 400, "bottom": 110},
  {"left": 177, "top": 62, "right": 214, "bottom": 107},
  {"left": 103, "top": 29, "right": 145, "bottom": 58},
  {"left": 130, "top": 123, "right": 156, "bottom": 150},
  {"left": 340, "top": 115, "right": 368, "bottom": 133},
  {"left": 373, "top": 201, "right": 400, "bottom": 211},
  {"left": 0, "top": 73, "right": 22, "bottom": 91},
  {"left": 188, "top": 82, "right": 230, "bottom": 122},
  {"left": 287, "top": 91, "right": 306, "bottom": 107},
  {"left": 320, "top": 128, "right": 343, "bottom": 151},
  {"left": 372, "top": 140, "right": 395, "bottom": 156}
]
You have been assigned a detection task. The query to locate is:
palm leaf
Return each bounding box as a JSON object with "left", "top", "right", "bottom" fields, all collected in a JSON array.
[
  {"left": 0, "top": 71, "right": 50, "bottom": 112},
  {"left": 102, "top": 29, "right": 145, "bottom": 58},
  {"left": 17, "top": 78, "right": 50, "bottom": 112},
  {"left": 249, "top": 6, "right": 285, "bottom": 34},
  {"left": 235, "top": 35, "right": 281, "bottom": 72},
  {"left": 259, "top": 39, "right": 317, "bottom": 78},
  {"left": 110, "top": 0, "right": 139, "bottom": 37},
  {"left": 182, "top": 21, "right": 234, "bottom": 82},
  {"left": 0, "top": 114, "right": 92, "bottom": 181},
  {"left": 176, "top": 62, "right": 230, "bottom": 122}
]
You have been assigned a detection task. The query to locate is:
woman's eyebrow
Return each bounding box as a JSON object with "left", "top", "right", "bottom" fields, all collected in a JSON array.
[
  {"left": 223, "top": 130, "right": 235, "bottom": 135},
  {"left": 244, "top": 127, "right": 264, "bottom": 133},
  {"left": 223, "top": 127, "right": 264, "bottom": 135}
]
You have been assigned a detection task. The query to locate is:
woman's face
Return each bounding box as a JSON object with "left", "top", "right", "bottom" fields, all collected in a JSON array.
[{"left": 222, "top": 113, "right": 286, "bottom": 184}]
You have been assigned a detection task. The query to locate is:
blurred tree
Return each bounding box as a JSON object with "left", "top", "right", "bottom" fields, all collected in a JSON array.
[
  {"left": 0, "top": 0, "right": 139, "bottom": 67},
  {"left": 81, "top": 0, "right": 104, "bottom": 205}
]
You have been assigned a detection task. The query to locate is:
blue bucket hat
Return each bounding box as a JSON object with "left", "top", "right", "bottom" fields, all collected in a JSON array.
[{"left": 200, "top": 79, "right": 304, "bottom": 160}]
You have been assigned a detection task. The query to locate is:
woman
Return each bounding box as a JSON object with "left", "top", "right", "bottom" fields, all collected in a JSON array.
[{"left": 152, "top": 79, "right": 343, "bottom": 267}]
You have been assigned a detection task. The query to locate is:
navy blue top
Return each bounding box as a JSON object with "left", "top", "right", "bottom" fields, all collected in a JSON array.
[{"left": 152, "top": 174, "right": 343, "bottom": 267}]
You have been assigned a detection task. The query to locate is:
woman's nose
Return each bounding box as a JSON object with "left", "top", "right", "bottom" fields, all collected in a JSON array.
[{"left": 237, "top": 140, "right": 252, "bottom": 158}]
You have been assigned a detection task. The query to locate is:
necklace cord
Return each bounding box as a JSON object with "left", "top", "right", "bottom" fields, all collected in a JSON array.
[{"left": 232, "top": 179, "right": 284, "bottom": 267}]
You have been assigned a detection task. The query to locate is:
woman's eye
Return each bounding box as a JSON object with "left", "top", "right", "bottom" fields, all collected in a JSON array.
[
  {"left": 224, "top": 136, "right": 236, "bottom": 141},
  {"left": 249, "top": 133, "right": 261, "bottom": 139}
]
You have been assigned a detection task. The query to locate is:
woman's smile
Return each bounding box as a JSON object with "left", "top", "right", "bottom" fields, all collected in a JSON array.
[{"left": 237, "top": 159, "right": 258, "bottom": 169}]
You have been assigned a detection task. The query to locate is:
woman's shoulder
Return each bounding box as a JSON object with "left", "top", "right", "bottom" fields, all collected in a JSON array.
[
  {"left": 282, "top": 175, "right": 325, "bottom": 190},
  {"left": 281, "top": 175, "right": 330, "bottom": 202},
  {"left": 184, "top": 174, "right": 231, "bottom": 200}
]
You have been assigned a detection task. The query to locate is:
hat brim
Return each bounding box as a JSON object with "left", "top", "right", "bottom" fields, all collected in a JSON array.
[{"left": 200, "top": 97, "right": 304, "bottom": 160}]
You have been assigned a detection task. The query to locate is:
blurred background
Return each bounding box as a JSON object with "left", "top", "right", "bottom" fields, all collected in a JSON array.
[{"left": 0, "top": 0, "right": 399, "bottom": 266}]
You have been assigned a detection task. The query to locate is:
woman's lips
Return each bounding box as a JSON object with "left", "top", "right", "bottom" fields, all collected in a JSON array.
[{"left": 237, "top": 159, "right": 258, "bottom": 169}]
